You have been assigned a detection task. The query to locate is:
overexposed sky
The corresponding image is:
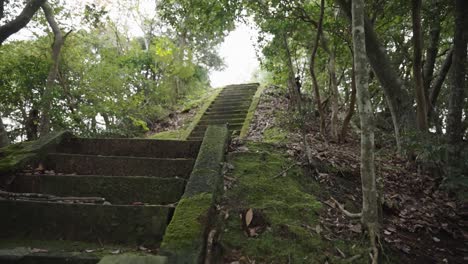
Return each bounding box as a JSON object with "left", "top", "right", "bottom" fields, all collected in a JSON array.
[{"left": 209, "top": 23, "right": 260, "bottom": 88}]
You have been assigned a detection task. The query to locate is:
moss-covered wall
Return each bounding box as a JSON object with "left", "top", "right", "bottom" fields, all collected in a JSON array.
[{"left": 160, "top": 125, "right": 228, "bottom": 263}]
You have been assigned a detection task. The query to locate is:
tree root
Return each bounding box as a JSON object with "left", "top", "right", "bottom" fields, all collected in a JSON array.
[{"left": 330, "top": 196, "right": 362, "bottom": 218}]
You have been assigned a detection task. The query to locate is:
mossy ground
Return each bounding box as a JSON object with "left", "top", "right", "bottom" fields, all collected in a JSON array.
[{"left": 220, "top": 142, "right": 369, "bottom": 263}]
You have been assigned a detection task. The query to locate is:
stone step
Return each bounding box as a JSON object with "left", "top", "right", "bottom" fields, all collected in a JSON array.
[
  {"left": 0, "top": 199, "right": 170, "bottom": 245},
  {"left": 218, "top": 91, "right": 256, "bottom": 97},
  {"left": 186, "top": 136, "right": 204, "bottom": 141},
  {"left": 208, "top": 105, "right": 250, "bottom": 111},
  {"left": 44, "top": 154, "right": 195, "bottom": 178},
  {"left": 190, "top": 125, "right": 243, "bottom": 138},
  {"left": 9, "top": 174, "right": 185, "bottom": 205},
  {"left": 200, "top": 113, "right": 247, "bottom": 121},
  {"left": 56, "top": 138, "right": 201, "bottom": 158},
  {"left": 210, "top": 101, "right": 251, "bottom": 108},
  {"left": 204, "top": 109, "right": 248, "bottom": 116},
  {"left": 198, "top": 118, "right": 245, "bottom": 126}
]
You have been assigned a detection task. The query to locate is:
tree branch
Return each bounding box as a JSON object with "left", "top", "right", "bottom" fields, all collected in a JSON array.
[{"left": 0, "top": 0, "right": 46, "bottom": 44}]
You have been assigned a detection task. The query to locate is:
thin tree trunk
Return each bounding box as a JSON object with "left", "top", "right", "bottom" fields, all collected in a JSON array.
[
  {"left": 352, "top": 0, "right": 380, "bottom": 262},
  {"left": 422, "top": 0, "right": 441, "bottom": 96},
  {"left": 310, "top": 0, "right": 326, "bottom": 135},
  {"left": 427, "top": 49, "right": 453, "bottom": 119},
  {"left": 446, "top": 0, "right": 468, "bottom": 179},
  {"left": 0, "top": 115, "right": 9, "bottom": 148},
  {"left": 283, "top": 33, "right": 302, "bottom": 111},
  {"left": 329, "top": 51, "right": 339, "bottom": 140},
  {"left": 412, "top": 0, "right": 428, "bottom": 130},
  {"left": 336, "top": 0, "right": 415, "bottom": 153},
  {"left": 340, "top": 62, "right": 357, "bottom": 142},
  {"left": 39, "top": 2, "right": 64, "bottom": 136}
]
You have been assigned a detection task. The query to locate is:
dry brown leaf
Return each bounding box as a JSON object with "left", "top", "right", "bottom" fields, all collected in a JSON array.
[{"left": 245, "top": 208, "right": 254, "bottom": 227}]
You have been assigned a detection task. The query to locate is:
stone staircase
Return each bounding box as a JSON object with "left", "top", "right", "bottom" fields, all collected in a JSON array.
[
  {"left": 0, "top": 83, "right": 261, "bottom": 263},
  {"left": 187, "top": 83, "right": 259, "bottom": 140},
  {"left": 0, "top": 137, "right": 201, "bottom": 262}
]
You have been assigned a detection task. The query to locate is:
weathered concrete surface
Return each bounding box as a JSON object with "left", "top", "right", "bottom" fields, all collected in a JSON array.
[
  {"left": 0, "top": 248, "right": 99, "bottom": 264},
  {"left": 99, "top": 255, "right": 168, "bottom": 264},
  {"left": 9, "top": 174, "right": 185, "bottom": 205},
  {"left": 0, "top": 200, "right": 170, "bottom": 245},
  {"left": 0, "top": 131, "right": 71, "bottom": 185},
  {"left": 161, "top": 125, "right": 228, "bottom": 264},
  {"left": 56, "top": 138, "right": 201, "bottom": 158},
  {"left": 45, "top": 154, "right": 195, "bottom": 178}
]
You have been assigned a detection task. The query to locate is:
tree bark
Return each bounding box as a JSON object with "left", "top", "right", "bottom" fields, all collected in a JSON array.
[
  {"left": 283, "top": 33, "right": 302, "bottom": 111},
  {"left": 329, "top": 51, "right": 339, "bottom": 140},
  {"left": 422, "top": 0, "right": 441, "bottom": 96},
  {"left": 0, "top": 115, "right": 10, "bottom": 148},
  {"left": 446, "top": 0, "right": 467, "bottom": 179},
  {"left": 309, "top": 0, "right": 326, "bottom": 135},
  {"left": 427, "top": 48, "right": 453, "bottom": 119},
  {"left": 412, "top": 0, "right": 428, "bottom": 130},
  {"left": 0, "top": 0, "right": 46, "bottom": 44},
  {"left": 336, "top": 0, "right": 415, "bottom": 153},
  {"left": 340, "top": 62, "right": 357, "bottom": 142},
  {"left": 39, "top": 1, "right": 64, "bottom": 136},
  {"left": 352, "top": 0, "right": 380, "bottom": 262}
]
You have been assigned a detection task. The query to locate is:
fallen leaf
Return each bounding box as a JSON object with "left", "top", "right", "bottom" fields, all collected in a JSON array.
[
  {"left": 245, "top": 208, "right": 254, "bottom": 227},
  {"left": 111, "top": 249, "right": 121, "bottom": 254}
]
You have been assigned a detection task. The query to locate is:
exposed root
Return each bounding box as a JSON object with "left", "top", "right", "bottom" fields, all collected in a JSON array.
[{"left": 330, "top": 196, "right": 362, "bottom": 218}]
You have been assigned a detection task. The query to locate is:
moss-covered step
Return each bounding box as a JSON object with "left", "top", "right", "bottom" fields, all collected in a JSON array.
[
  {"left": 200, "top": 113, "right": 248, "bottom": 120},
  {"left": 204, "top": 109, "right": 248, "bottom": 115},
  {"left": 8, "top": 174, "right": 185, "bottom": 205},
  {"left": 0, "top": 247, "right": 99, "bottom": 264},
  {"left": 0, "top": 200, "right": 170, "bottom": 245},
  {"left": 209, "top": 101, "right": 252, "bottom": 108},
  {"left": 197, "top": 118, "right": 245, "bottom": 126},
  {"left": 56, "top": 138, "right": 201, "bottom": 159},
  {"left": 44, "top": 153, "right": 195, "bottom": 178},
  {"left": 99, "top": 255, "right": 168, "bottom": 264}
]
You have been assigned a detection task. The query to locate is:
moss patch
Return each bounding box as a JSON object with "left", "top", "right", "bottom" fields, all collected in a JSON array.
[
  {"left": 221, "top": 142, "right": 368, "bottom": 263},
  {"left": 148, "top": 129, "right": 186, "bottom": 140},
  {"left": 262, "top": 127, "right": 288, "bottom": 143},
  {"left": 239, "top": 84, "right": 263, "bottom": 139},
  {"left": 161, "top": 193, "right": 213, "bottom": 252},
  {"left": 0, "top": 131, "right": 70, "bottom": 176}
]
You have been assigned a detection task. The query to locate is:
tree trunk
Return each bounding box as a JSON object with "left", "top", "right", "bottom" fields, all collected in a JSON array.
[
  {"left": 0, "top": 0, "right": 46, "bottom": 44},
  {"left": 352, "top": 0, "right": 380, "bottom": 262},
  {"left": 0, "top": 115, "right": 10, "bottom": 148},
  {"left": 329, "top": 51, "right": 339, "bottom": 141},
  {"left": 340, "top": 61, "right": 357, "bottom": 142},
  {"left": 446, "top": 0, "right": 468, "bottom": 179},
  {"left": 427, "top": 49, "right": 453, "bottom": 119},
  {"left": 309, "top": 0, "right": 326, "bottom": 135},
  {"left": 39, "top": 2, "right": 64, "bottom": 136},
  {"left": 25, "top": 109, "right": 39, "bottom": 141},
  {"left": 336, "top": 0, "right": 415, "bottom": 153},
  {"left": 422, "top": 0, "right": 441, "bottom": 96},
  {"left": 283, "top": 33, "right": 302, "bottom": 111},
  {"left": 412, "top": 0, "right": 428, "bottom": 130}
]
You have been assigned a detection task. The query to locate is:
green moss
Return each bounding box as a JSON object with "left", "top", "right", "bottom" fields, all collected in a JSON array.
[
  {"left": 148, "top": 129, "right": 186, "bottom": 140},
  {"left": 221, "top": 142, "right": 369, "bottom": 263},
  {"left": 0, "top": 131, "right": 70, "bottom": 174},
  {"left": 262, "top": 127, "right": 288, "bottom": 143},
  {"left": 182, "top": 88, "right": 222, "bottom": 139},
  {"left": 239, "top": 84, "right": 264, "bottom": 139},
  {"left": 161, "top": 193, "right": 212, "bottom": 252}
]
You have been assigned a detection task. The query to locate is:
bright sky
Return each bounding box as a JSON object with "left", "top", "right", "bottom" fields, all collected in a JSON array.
[{"left": 209, "top": 23, "right": 260, "bottom": 88}]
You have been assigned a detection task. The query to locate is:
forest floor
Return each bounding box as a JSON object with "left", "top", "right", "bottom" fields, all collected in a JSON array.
[{"left": 216, "top": 86, "right": 466, "bottom": 264}]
